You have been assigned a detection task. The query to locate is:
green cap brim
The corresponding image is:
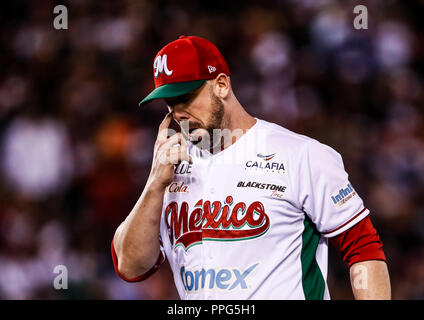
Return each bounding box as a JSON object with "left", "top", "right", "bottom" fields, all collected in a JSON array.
[{"left": 138, "top": 79, "right": 206, "bottom": 106}]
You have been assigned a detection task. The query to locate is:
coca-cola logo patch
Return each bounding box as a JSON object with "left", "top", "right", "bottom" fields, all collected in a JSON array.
[
  {"left": 167, "top": 181, "right": 189, "bottom": 193},
  {"left": 165, "top": 196, "right": 271, "bottom": 251}
]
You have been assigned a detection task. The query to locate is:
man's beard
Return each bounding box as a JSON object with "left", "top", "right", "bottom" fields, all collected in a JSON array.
[
  {"left": 205, "top": 94, "right": 225, "bottom": 142},
  {"left": 187, "top": 94, "right": 225, "bottom": 151}
]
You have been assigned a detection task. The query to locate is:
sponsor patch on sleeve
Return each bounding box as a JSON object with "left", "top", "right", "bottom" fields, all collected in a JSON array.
[{"left": 331, "top": 183, "right": 357, "bottom": 208}]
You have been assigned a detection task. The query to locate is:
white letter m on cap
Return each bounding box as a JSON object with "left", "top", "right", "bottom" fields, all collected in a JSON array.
[{"left": 154, "top": 55, "right": 173, "bottom": 78}]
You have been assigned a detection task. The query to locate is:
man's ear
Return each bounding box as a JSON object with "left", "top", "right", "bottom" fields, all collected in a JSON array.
[{"left": 212, "top": 73, "right": 231, "bottom": 99}]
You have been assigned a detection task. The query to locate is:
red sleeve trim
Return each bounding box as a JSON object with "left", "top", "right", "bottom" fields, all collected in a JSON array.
[
  {"left": 111, "top": 239, "right": 164, "bottom": 282},
  {"left": 329, "top": 216, "right": 387, "bottom": 268},
  {"left": 322, "top": 208, "right": 367, "bottom": 235}
]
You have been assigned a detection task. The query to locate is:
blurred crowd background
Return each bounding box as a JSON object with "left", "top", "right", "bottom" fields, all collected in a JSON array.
[{"left": 0, "top": 0, "right": 423, "bottom": 299}]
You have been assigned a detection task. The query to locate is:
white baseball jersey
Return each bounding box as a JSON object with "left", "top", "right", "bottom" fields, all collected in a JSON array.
[{"left": 158, "top": 118, "right": 369, "bottom": 300}]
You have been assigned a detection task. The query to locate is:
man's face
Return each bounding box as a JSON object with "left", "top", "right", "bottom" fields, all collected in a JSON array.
[{"left": 165, "top": 82, "right": 225, "bottom": 150}]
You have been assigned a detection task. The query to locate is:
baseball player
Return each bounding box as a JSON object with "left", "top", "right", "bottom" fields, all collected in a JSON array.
[{"left": 111, "top": 35, "right": 391, "bottom": 299}]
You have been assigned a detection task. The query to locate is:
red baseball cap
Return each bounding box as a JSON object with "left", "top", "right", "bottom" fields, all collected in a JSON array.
[{"left": 139, "top": 35, "right": 230, "bottom": 106}]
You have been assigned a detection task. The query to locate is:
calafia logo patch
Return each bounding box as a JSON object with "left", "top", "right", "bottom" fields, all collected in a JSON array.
[
  {"left": 165, "top": 196, "right": 270, "bottom": 251},
  {"left": 256, "top": 153, "right": 276, "bottom": 161},
  {"left": 245, "top": 153, "right": 285, "bottom": 174}
]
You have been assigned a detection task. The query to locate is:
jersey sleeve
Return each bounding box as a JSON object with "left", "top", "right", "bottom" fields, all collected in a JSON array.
[{"left": 297, "top": 139, "right": 369, "bottom": 238}]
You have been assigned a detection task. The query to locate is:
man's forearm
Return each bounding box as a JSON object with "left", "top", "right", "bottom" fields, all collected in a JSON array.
[
  {"left": 350, "top": 260, "right": 391, "bottom": 299},
  {"left": 113, "top": 180, "right": 166, "bottom": 279}
]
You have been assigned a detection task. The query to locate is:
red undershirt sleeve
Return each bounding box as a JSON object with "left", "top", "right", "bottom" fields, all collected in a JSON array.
[
  {"left": 111, "top": 239, "right": 165, "bottom": 282},
  {"left": 329, "top": 216, "right": 387, "bottom": 269}
]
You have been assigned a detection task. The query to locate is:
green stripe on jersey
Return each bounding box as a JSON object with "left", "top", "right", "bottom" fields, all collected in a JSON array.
[{"left": 301, "top": 215, "right": 325, "bottom": 300}]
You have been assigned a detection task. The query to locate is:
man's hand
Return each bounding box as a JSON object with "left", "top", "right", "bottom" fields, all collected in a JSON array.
[
  {"left": 113, "top": 113, "right": 192, "bottom": 279},
  {"left": 350, "top": 260, "right": 391, "bottom": 299},
  {"left": 148, "top": 113, "right": 192, "bottom": 190}
]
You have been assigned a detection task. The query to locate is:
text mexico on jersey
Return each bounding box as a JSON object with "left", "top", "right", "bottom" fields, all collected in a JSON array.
[{"left": 158, "top": 118, "right": 369, "bottom": 300}]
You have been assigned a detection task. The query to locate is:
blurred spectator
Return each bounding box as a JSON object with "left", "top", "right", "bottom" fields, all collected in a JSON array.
[{"left": 1, "top": 116, "right": 74, "bottom": 200}]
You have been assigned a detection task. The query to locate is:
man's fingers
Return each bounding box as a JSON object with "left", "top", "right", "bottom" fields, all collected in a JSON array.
[
  {"left": 160, "top": 132, "right": 184, "bottom": 150},
  {"left": 159, "top": 112, "right": 172, "bottom": 130},
  {"left": 157, "top": 113, "right": 173, "bottom": 142},
  {"left": 169, "top": 148, "right": 192, "bottom": 165}
]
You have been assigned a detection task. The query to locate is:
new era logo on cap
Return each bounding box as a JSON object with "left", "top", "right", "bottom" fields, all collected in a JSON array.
[
  {"left": 139, "top": 35, "right": 230, "bottom": 106},
  {"left": 208, "top": 65, "right": 217, "bottom": 73}
]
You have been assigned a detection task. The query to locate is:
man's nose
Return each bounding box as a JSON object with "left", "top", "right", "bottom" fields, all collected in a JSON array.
[{"left": 172, "top": 109, "right": 190, "bottom": 123}]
